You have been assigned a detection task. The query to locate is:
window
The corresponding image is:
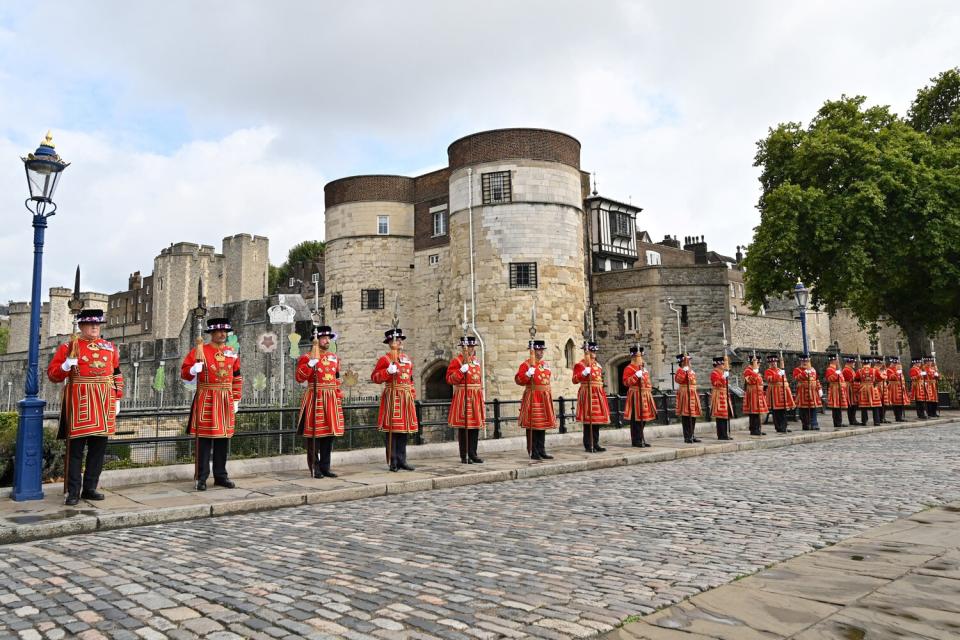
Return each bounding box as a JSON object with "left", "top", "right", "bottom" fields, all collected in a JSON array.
[
  {"left": 869, "top": 339, "right": 879, "bottom": 356},
  {"left": 680, "top": 305, "right": 689, "bottom": 327},
  {"left": 729, "top": 283, "right": 735, "bottom": 298},
  {"left": 812, "top": 338, "right": 817, "bottom": 350},
  {"left": 738, "top": 283, "right": 744, "bottom": 298},
  {"left": 509, "top": 262, "right": 538, "bottom": 289},
  {"left": 646, "top": 250, "right": 662, "bottom": 266},
  {"left": 159, "top": 277, "right": 163, "bottom": 291},
  {"left": 330, "top": 292, "right": 343, "bottom": 311},
  {"left": 428, "top": 254, "right": 440, "bottom": 267},
  {"left": 482, "top": 171, "right": 512, "bottom": 204},
  {"left": 432, "top": 210, "right": 447, "bottom": 237},
  {"left": 145, "top": 302, "right": 150, "bottom": 313},
  {"left": 361, "top": 289, "right": 384, "bottom": 310},
  {"left": 145, "top": 285, "right": 150, "bottom": 295},
  {"left": 377, "top": 215, "right": 389, "bottom": 235},
  {"left": 625, "top": 308, "right": 640, "bottom": 333},
  {"left": 612, "top": 212, "right": 631, "bottom": 238},
  {"left": 565, "top": 339, "right": 576, "bottom": 368}
]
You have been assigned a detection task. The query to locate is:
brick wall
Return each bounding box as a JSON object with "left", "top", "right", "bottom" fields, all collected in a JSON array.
[{"left": 448, "top": 129, "right": 580, "bottom": 171}]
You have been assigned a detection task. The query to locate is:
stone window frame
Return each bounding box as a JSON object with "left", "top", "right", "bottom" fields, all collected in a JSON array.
[
  {"left": 361, "top": 289, "right": 385, "bottom": 311},
  {"left": 645, "top": 250, "right": 662, "bottom": 266},
  {"left": 377, "top": 215, "right": 390, "bottom": 235},
  {"left": 625, "top": 308, "right": 640, "bottom": 333},
  {"left": 680, "top": 305, "right": 689, "bottom": 327},
  {"left": 508, "top": 262, "right": 538, "bottom": 289},
  {"left": 330, "top": 292, "right": 343, "bottom": 312},
  {"left": 431, "top": 205, "right": 447, "bottom": 237},
  {"left": 482, "top": 171, "right": 512, "bottom": 205},
  {"left": 428, "top": 254, "right": 440, "bottom": 267}
]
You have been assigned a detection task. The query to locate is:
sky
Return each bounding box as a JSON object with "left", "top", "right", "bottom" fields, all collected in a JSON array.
[{"left": 0, "top": 1, "right": 957, "bottom": 303}]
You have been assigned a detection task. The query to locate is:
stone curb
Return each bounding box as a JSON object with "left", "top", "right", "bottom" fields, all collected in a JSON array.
[{"left": 1, "top": 416, "right": 954, "bottom": 546}]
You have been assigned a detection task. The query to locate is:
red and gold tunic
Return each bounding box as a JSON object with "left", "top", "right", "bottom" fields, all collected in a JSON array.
[
  {"left": 857, "top": 366, "right": 882, "bottom": 408},
  {"left": 573, "top": 359, "right": 611, "bottom": 424},
  {"left": 742, "top": 366, "right": 768, "bottom": 415},
  {"left": 515, "top": 360, "right": 557, "bottom": 430},
  {"left": 181, "top": 344, "right": 242, "bottom": 438},
  {"left": 48, "top": 338, "right": 124, "bottom": 439},
  {"left": 924, "top": 365, "right": 940, "bottom": 403},
  {"left": 877, "top": 367, "right": 890, "bottom": 405},
  {"left": 296, "top": 352, "right": 344, "bottom": 438},
  {"left": 674, "top": 366, "right": 702, "bottom": 417},
  {"left": 371, "top": 353, "right": 419, "bottom": 433},
  {"left": 623, "top": 363, "right": 657, "bottom": 421},
  {"left": 793, "top": 366, "right": 822, "bottom": 409},
  {"left": 765, "top": 367, "right": 795, "bottom": 410},
  {"left": 909, "top": 365, "right": 928, "bottom": 403},
  {"left": 446, "top": 354, "right": 485, "bottom": 429},
  {"left": 842, "top": 365, "right": 859, "bottom": 405},
  {"left": 709, "top": 368, "right": 731, "bottom": 419},
  {"left": 886, "top": 366, "right": 909, "bottom": 406},
  {"left": 825, "top": 365, "right": 849, "bottom": 409}
]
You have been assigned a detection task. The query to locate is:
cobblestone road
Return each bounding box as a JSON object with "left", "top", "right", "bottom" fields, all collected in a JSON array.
[{"left": 2, "top": 423, "right": 959, "bottom": 640}]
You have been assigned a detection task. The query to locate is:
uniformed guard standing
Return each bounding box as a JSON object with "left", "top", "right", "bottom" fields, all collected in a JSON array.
[
  {"left": 295, "top": 326, "right": 344, "bottom": 478},
  {"left": 765, "top": 354, "right": 793, "bottom": 433},
  {"left": 824, "top": 353, "right": 848, "bottom": 428},
  {"left": 623, "top": 345, "right": 656, "bottom": 447},
  {"left": 674, "top": 353, "right": 702, "bottom": 443},
  {"left": 877, "top": 358, "right": 891, "bottom": 423},
  {"left": 371, "top": 328, "right": 418, "bottom": 472},
  {"left": 709, "top": 356, "right": 733, "bottom": 440},
  {"left": 48, "top": 309, "right": 124, "bottom": 505},
  {"left": 573, "top": 341, "right": 610, "bottom": 453},
  {"left": 843, "top": 356, "right": 861, "bottom": 425},
  {"left": 885, "top": 356, "right": 908, "bottom": 423},
  {"left": 181, "top": 317, "right": 242, "bottom": 491},
  {"left": 924, "top": 356, "right": 940, "bottom": 417},
  {"left": 446, "top": 335, "right": 485, "bottom": 464},
  {"left": 857, "top": 357, "right": 882, "bottom": 426},
  {"left": 742, "top": 353, "right": 767, "bottom": 436},
  {"left": 515, "top": 339, "right": 557, "bottom": 460},
  {"left": 909, "top": 357, "right": 928, "bottom": 419},
  {"left": 793, "top": 354, "right": 821, "bottom": 431}
]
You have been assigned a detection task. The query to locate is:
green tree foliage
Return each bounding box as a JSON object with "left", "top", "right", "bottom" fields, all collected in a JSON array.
[
  {"left": 745, "top": 68, "right": 960, "bottom": 354},
  {"left": 0, "top": 326, "right": 8, "bottom": 355},
  {"left": 268, "top": 241, "right": 324, "bottom": 294}
]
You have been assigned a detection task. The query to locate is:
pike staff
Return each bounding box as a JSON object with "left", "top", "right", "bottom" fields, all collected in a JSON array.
[
  {"left": 192, "top": 278, "right": 207, "bottom": 485},
  {"left": 525, "top": 299, "right": 537, "bottom": 457},
  {"left": 62, "top": 266, "right": 83, "bottom": 496}
]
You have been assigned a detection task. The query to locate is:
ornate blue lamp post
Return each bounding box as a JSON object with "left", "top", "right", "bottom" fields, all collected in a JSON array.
[
  {"left": 793, "top": 279, "right": 810, "bottom": 355},
  {"left": 11, "top": 132, "right": 70, "bottom": 501}
]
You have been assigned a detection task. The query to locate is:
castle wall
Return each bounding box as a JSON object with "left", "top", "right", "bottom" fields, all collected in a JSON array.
[
  {"left": 151, "top": 243, "right": 224, "bottom": 340},
  {"left": 222, "top": 234, "right": 269, "bottom": 303}
]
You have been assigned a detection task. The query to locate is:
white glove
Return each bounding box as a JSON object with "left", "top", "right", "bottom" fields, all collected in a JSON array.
[
  {"left": 635, "top": 369, "right": 643, "bottom": 378},
  {"left": 723, "top": 371, "right": 729, "bottom": 379},
  {"left": 582, "top": 367, "right": 592, "bottom": 377},
  {"left": 779, "top": 369, "right": 785, "bottom": 376},
  {"left": 387, "top": 363, "right": 398, "bottom": 375},
  {"left": 682, "top": 366, "right": 689, "bottom": 372},
  {"left": 526, "top": 367, "right": 536, "bottom": 378},
  {"left": 934, "top": 372, "right": 940, "bottom": 378},
  {"left": 190, "top": 362, "right": 204, "bottom": 375},
  {"left": 460, "top": 364, "right": 469, "bottom": 373},
  {"left": 819, "top": 390, "right": 824, "bottom": 397},
  {"left": 61, "top": 358, "right": 79, "bottom": 372},
  {"left": 308, "top": 358, "right": 319, "bottom": 368},
  {"left": 233, "top": 401, "right": 239, "bottom": 413},
  {"left": 115, "top": 404, "right": 121, "bottom": 416},
  {"left": 807, "top": 368, "right": 815, "bottom": 375},
  {"left": 920, "top": 371, "right": 927, "bottom": 377}
]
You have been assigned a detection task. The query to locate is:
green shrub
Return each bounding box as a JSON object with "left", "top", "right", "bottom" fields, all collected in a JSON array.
[{"left": 0, "top": 412, "right": 65, "bottom": 487}]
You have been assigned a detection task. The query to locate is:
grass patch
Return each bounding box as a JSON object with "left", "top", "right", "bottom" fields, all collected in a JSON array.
[{"left": 617, "top": 614, "right": 643, "bottom": 627}]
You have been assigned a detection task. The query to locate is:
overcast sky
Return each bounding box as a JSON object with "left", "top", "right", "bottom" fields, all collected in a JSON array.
[{"left": 1, "top": 1, "right": 957, "bottom": 303}]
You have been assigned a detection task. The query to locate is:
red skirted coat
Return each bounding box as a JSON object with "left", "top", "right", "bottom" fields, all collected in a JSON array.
[
  {"left": 742, "top": 366, "right": 768, "bottom": 415},
  {"left": 825, "top": 365, "right": 849, "bottom": 409},
  {"left": 709, "top": 368, "right": 731, "bottom": 419},
  {"left": 623, "top": 363, "right": 657, "bottom": 421},
  {"left": 371, "top": 353, "right": 419, "bottom": 433},
  {"left": 924, "top": 366, "right": 940, "bottom": 404},
  {"left": 515, "top": 360, "right": 557, "bottom": 430},
  {"left": 857, "top": 367, "right": 882, "bottom": 408},
  {"left": 296, "top": 352, "right": 344, "bottom": 438},
  {"left": 446, "top": 354, "right": 485, "bottom": 429},
  {"left": 181, "top": 343, "right": 242, "bottom": 438},
  {"left": 793, "top": 366, "right": 822, "bottom": 409},
  {"left": 885, "top": 367, "right": 909, "bottom": 406},
  {"left": 765, "top": 367, "right": 795, "bottom": 410},
  {"left": 48, "top": 338, "right": 125, "bottom": 439},
  {"left": 573, "top": 359, "right": 611, "bottom": 424},
  {"left": 909, "top": 365, "right": 929, "bottom": 404},
  {"left": 877, "top": 367, "right": 890, "bottom": 405},
  {"left": 674, "top": 366, "right": 702, "bottom": 417}
]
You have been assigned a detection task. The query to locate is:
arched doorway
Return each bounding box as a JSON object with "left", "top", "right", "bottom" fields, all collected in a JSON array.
[
  {"left": 565, "top": 339, "right": 577, "bottom": 368},
  {"left": 422, "top": 360, "right": 452, "bottom": 400},
  {"left": 608, "top": 355, "right": 632, "bottom": 396}
]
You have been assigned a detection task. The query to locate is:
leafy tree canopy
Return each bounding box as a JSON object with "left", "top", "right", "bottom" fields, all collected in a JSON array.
[{"left": 268, "top": 240, "right": 324, "bottom": 294}]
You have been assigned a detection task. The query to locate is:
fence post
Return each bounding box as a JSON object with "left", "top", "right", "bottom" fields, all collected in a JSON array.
[
  {"left": 492, "top": 398, "right": 502, "bottom": 439},
  {"left": 558, "top": 396, "right": 567, "bottom": 434},
  {"left": 415, "top": 400, "right": 423, "bottom": 445}
]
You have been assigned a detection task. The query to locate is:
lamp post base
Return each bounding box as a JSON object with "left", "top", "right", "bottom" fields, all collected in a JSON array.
[{"left": 11, "top": 397, "right": 47, "bottom": 501}]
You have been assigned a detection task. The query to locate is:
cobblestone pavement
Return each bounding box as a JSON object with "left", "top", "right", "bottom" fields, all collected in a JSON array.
[{"left": 1, "top": 423, "right": 958, "bottom": 640}]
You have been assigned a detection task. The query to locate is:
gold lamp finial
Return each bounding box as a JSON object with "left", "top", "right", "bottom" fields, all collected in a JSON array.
[{"left": 43, "top": 130, "right": 55, "bottom": 148}]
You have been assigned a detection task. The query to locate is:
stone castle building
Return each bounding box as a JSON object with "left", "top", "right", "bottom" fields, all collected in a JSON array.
[{"left": 6, "top": 289, "right": 109, "bottom": 354}]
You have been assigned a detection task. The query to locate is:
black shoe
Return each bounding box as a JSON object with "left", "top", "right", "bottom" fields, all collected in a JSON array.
[
  {"left": 461, "top": 457, "right": 469, "bottom": 464},
  {"left": 785, "top": 429, "right": 792, "bottom": 433},
  {"left": 812, "top": 427, "right": 820, "bottom": 431},
  {"left": 80, "top": 490, "right": 105, "bottom": 501},
  {"left": 398, "top": 463, "right": 415, "bottom": 471},
  {"left": 594, "top": 446, "right": 606, "bottom": 452},
  {"left": 691, "top": 437, "right": 701, "bottom": 443},
  {"left": 540, "top": 453, "right": 554, "bottom": 459},
  {"left": 642, "top": 441, "right": 651, "bottom": 447},
  {"left": 718, "top": 436, "right": 731, "bottom": 441},
  {"left": 322, "top": 470, "right": 338, "bottom": 478},
  {"left": 683, "top": 438, "right": 693, "bottom": 444},
  {"left": 196, "top": 481, "right": 207, "bottom": 491},
  {"left": 65, "top": 494, "right": 79, "bottom": 506},
  {"left": 530, "top": 453, "right": 542, "bottom": 460},
  {"left": 469, "top": 456, "right": 484, "bottom": 464},
  {"left": 214, "top": 478, "right": 236, "bottom": 489},
  {"left": 760, "top": 431, "right": 767, "bottom": 435},
  {"left": 631, "top": 442, "right": 642, "bottom": 447},
  {"left": 312, "top": 468, "right": 324, "bottom": 478},
  {"left": 389, "top": 464, "right": 399, "bottom": 472}
]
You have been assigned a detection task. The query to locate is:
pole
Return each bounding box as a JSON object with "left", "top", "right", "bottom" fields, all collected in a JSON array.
[
  {"left": 12, "top": 214, "right": 48, "bottom": 501},
  {"left": 279, "top": 321, "right": 285, "bottom": 454},
  {"left": 799, "top": 307, "right": 809, "bottom": 355}
]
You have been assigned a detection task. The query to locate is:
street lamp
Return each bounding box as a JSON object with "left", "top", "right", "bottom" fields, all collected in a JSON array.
[
  {"left": 793, "top": 279, "right": 810, "bottom": 355},
  {"left": 11, "top": 132, "right": 70, "bottom": 501}
]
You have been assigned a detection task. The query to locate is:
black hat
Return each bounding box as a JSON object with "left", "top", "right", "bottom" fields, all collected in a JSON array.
[
  {"left": 712, "top": 356, "right": 725, "bottom": 366},
  {"left": 528, "top": 339, "right": 546, "bottom": 350},
  {"left": 459, "top": 335, "right": 478, "bottom": 347},
  {"left": 887, "top": 356, "right": 900, "bottom": 364},
  {"left": 383, "top": 328, "right": 406, "bottom": 344},
  {"left": 911, "top": 357, "right": 922, "bottom": 364},
  {"left": 583, "top": 341, "right": 599, "bottom": 352},
  {"left": 629, "top": 345, "right": 644, "bottom": 356},
  {"left": 844, "top": 356, "right": 856, "bottom": 363},
  {"left": 799, "top": 353, "right": 811, "bottom": 361},
  {"left": 675, "top": 353, "right": 689, "bottom": 364},
  {"left": 922, "top": 354, "right": 934, "bottom": 362},
  {"left": 205, "top": 318, "right": 232, "bottom": 333},
  {"left": 312, "top": 325, "right": 337, "bottom": 340},
  {"left": 766, "top": 354, "right": 779, "bottom": 363},
  {"left": 76, "top": 309, "right": 105, "bottom": 324},
  {"left": 826, "top": 352, "right": 838, "bottom": 360}
]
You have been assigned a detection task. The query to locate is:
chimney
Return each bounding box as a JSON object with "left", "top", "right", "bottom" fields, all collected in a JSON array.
[
  {"left": 735, "top": 245, "right": 744, "bottom": 264},
  {"left": 128, "top": 271, "right": 142, "bottom": 290}
]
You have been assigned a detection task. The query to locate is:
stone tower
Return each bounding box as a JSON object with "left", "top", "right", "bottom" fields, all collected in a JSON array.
[
  {"left": 222, "top": 233, "right": 269, "bottom": 303},
  {"left": 151, "top": 242, "right": 224, "bottom": 340}
]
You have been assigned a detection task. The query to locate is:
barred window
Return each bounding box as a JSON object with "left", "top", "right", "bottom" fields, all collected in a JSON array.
[
  {"left": 361, "top": 289, "right": 384, "bottom": 310},
  {"left": 330, "top": 292, "right": 343, "bottom": 311},
  {"left": 509, "top": 262, "right": 537, "bottom": 289},
  {"left": 482, "top": 171, "right": 512, "bottom": 204},
  {"left": 612, "top": 212, "right": 631, "bottom": 237}
]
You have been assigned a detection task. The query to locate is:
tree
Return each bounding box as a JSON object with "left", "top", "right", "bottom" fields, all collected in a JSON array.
[
  {"left": 0, "top": 326, "right": 8, "bottom": 355},
  {"left": 744, "top": 69, "right": 960, "bottom": 355},
  {"left": 269, "top": 240, "right": 324, "bottom": 294}
]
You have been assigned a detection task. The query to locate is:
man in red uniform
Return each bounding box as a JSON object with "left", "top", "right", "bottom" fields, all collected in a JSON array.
[
  {"left": 709, "top": 356, "right": 733, "bottom": 440},
  {"left": 877, "top": 357, "right": 891, "bottom": 424},
  {"left": 296, "top": 326, "right": 344, "bottom": 478},
  {"left": 371, "top": 328, "right": 418, "bottom": 472},
  {"left": 48, "top": 309, "right": 124, "bottom": 505},
  {"left": 765, "top": 355, "right": 793, "bottom": 433},
  {"left": 842, "top": 356, "right": 860, "bottom": 425},
  {"left": 515, "top": 339, "right": 557, "bottom": 460},
  {"left": 793, "top": 354, "right": 821, "bottom": 431},
  {"left": 924, "top": 356, "right": 940, "bottom": 418},
  {"left": 623, "top": 346, "right": 656, "bottom": 447},
  {"left": 885, "top": 356, "right": 909, "bottom": 423},
  {"left": 447, "top": 335, "right": 484, "bottom": 464},
  {"left": 824, "top": 353, "right": 848, "bottom": 429},
  {"left": 909, "top": 356, "right": 928, "bottom": 419},
  {"left": 573, "top": 341, "right": 610, "bottom": 453},
  {"left": 857, "top": 357, "right": 882, "bottom": 426},
  {"left": 674, "top": 353, "right": 702, "bottom": 443},
  {"left": 181, "top": 318, "right": 241, "bottom": 491},
  {"left": 742, "top": 354, "right": 767, "bottom": 436}
]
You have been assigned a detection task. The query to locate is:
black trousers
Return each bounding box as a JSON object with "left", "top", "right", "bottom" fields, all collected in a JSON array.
[
  {"left": 680, "top": 416, "right": 698, "bottom": 441},
  {"left": 848, "top": 405, "right": 859, "bottom": 425},
  {"left": 66, "top": 435, "right": 108, "bottom": 497},
  {"left": 629, "top": 417, "right": 647, "bottom": 445},
  {"left": 831, "top": 408, "right": 844, "bottom": 428},
  {"left": 928, "top": 401, "right": 939, "bottom": 417},
  {"left": 582, "top": 423, "right": 602, "bottom": 451},
  {"left": 527, "top": 429, "right": 548, "bottom": 458},
  {"left": 860, "top": 407, "right": 881, "bottom": 426},
  {"left": 197, "top": 437, "right": 229, "bottom": 482},
  {"left": 893, "top": 406, "right": 905, "bottom": 422},
  {"left": 307, "top": 436, "right": 334, "bottom": 473},
  {"left": 773, "top": 409, "right": 787, "bottom": 432},
  {"left": 456, "top": 428, "right": 480, "bottom": 460},
  {"left": 916, "top": 402, "right": 927, "bottom": 419},
  {"left": 715, "top": 418, "right": 729, "bottom": 439},
  {"left": 748, "top": 414, "right": 762, "bottom": 435},
  {"left": 384, "top": 432, "right": 409, "bottom": 467}
]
